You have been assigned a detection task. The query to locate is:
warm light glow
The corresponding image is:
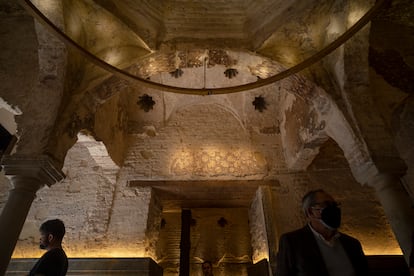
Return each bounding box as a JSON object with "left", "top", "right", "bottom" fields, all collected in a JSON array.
[
  {"left": 97, "top": 249, "right": 146, "bottom": 258},
  {"left": 254, "top": 66, "right": 272, "bottom": 79},
  {"left": 363, "top": 246, "right": 403, "bottom": 256},
  {"left": 253, "top": 253, "right": 269, "bottom": 264},
  {"left": 11, "top": 249, "right": 42, "bottom": 259},
  {"left": 32, "top": 0, "right": 57, "bottom": 16},
  {"left": 327, "top": 16, "right": 344, "bottom": 38},
  {"left": 103, "top": 50, "right": 123, "bottom": 66},
  {"left": 12, "top": 247, "right": 147, "bottom": 258},
  {"left": 343, "top": 231, "right": 403, "bottom": 256},
  {"left": 278, "top": 47, "right": 298, "bottom": 67},
  {"left": 170, "top": 147, "right": 266, "bottom": 176},
  {"left": 11, "top": 245, "right": 403, "bottom": 259},
  {"left": 85, "top": 2, "right": 151, "bottom": 52},
  {"left": 347, "top": 8, "right": 366, "bottom": 27}
]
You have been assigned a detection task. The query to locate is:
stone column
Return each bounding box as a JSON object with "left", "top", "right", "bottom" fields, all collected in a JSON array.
[
  {"left": 367, "top": 173, "right": 414, "bottom": 263},
  {"left": 0, "top": 155, "right": 64, "bottom": 275},
  {"left": 249, "top": 186, "right": 277, "bottom": 275}
]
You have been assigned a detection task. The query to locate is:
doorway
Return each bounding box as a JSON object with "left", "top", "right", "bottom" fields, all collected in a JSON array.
[{"left": 157, "top": 208, "right": 252, "bottom": 276}]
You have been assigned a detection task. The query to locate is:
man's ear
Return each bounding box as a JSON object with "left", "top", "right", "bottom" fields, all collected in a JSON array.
[{"left": 47, "top": 233, "right": 54, "bottom": 242}]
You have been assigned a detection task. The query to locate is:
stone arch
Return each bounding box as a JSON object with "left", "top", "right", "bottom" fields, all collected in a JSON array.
[
  {"left": 4, "top": 131, "right": 120, "bottom": 258},
  {"left": 45, "top": 46, "right": 376, "bottom": 183},
  {"left": 60, "top": 132, "right": 120, "bottom": 251},
  {"left": 278, "top": 80, "right": 373, "bottom": 185},
  {"left": 164, "top": 98, "right": 247, "bottom": 131},
  {"left": 45, "top": 88, "right": 129, "bottom": 170},
  {"left": 322, "top": 97, "right": 373, "bottom": 184}
]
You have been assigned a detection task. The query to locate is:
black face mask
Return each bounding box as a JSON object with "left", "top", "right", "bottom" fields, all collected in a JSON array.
[{"left": 320, "top": 205, "right": 341, "bottom": 230}]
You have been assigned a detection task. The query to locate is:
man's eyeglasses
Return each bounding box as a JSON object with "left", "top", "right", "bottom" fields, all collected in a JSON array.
[{"left": 311, "top": 201, "right": 340, "bottom": 210}]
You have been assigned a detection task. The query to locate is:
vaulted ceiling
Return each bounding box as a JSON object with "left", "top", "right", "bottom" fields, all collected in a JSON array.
[
  {"left": 8, "top": 0, "right": 375, "bottom": 166},
  {"left": 1, "top": 0, "right": 414, "bottom": 269}
]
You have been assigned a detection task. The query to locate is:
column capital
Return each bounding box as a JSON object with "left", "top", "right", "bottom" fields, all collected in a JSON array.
[
  {"left": 1, "top": 154, "right": 65, "bottom": 187},
  {"left": 365, "top": 172, "right": 403, "bottom": 191},
  {"left": 350, "top": 158, "right": 407, "bottom": 186}
]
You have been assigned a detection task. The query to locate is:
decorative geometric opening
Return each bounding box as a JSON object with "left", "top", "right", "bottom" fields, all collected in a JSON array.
[
  {"left": 224, "top": 68, "right": 238, "bottom": 79},
  {"left": 137, "top": 94, "right": 156, "bottom": 112},
  {"left": 170, "top": 68, "right": 184, "bottom": 78},
  {"left": 252, "top": 96, "right": 267, "bottom": 112},
  {"left": 217, "top": 217, "right": 228, "bottom": 227}
]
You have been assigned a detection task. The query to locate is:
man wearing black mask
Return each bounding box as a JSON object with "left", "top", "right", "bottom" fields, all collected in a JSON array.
[{"left": 275, "top": 189, "right": 368, "bottom": 276}]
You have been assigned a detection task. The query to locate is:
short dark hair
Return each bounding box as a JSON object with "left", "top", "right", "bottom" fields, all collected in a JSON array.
[
  {"left": 40, "top": 219, "right": 66, "bottom": 241},
  {"left": 302, "top": 189, "right": 325, "bottom": 216}
]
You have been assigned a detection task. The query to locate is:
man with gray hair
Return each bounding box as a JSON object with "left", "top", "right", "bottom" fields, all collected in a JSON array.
[{"left": 275, "top": 189, "right": 368, "bottom": 276}]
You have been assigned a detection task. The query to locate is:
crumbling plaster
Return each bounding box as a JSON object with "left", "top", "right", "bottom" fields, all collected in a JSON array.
[
  {"left": 1, "top": 0, "right": 413, "bottom": 274},
  {"left": 0, "top": 5, "right": 66, "bottom": 158},
  {"left": 45, "top": 45, "right": 383, "bottom": 182},
  {"left": 11, "top": 0, "right": 396, "bottom": 184},
  {"left": 0, "top": 132, "right": 400, "bottom": 261}
]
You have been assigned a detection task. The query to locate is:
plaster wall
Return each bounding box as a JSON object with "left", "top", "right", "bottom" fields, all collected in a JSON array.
[
  {"left": 0, "top": 0, "right": 412, "bottom": 274},
  {"left": 0, "top": 98, "right": 403, "bottom": 265}
]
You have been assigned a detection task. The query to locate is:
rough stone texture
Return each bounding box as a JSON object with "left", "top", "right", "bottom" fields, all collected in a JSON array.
[
  {"left": 392, "top": 95, "right": 414, "bottom": 201},
  {"left": 1, "top": 0, "right": 413, "bottom": 275},
  {"left": 8, "top": 134, "right": 120, "bottom": 258},
  {"left": 249, "top": 188, "right": 270, "bottom": 263},
  {"left": 121, "top": 91, "right": 280, "bottom": 181},
  {"left": 1, "top": 118, "right": 400, "bottom": 263},
  {"left": 145, "top": 189, "right": 163, "bottom": 261},
  {"left": 0, "top": 0, "right": 66, "bottom": 158},
  {"left": 0, "top": 171, "right": 11, "bottom": 207}
]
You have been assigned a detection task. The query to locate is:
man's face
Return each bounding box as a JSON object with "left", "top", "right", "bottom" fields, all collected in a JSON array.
[
  {"left": 309, "top": 191, "right": 336, "bottom": 219},
  {"left": 308, "top": 191, "right": 342, "bottom": 230},
  {"left": 39, "top": 231, "right": 50, "bottom": 250},
  {"left": 202, "top": 262, "right": 213, "bottom": 276}
]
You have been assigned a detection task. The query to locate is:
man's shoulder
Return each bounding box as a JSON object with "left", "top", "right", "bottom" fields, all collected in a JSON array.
[
  {"left": 46, "top": 247, "right": 67, "bottom": 255},
  {"left": 280, "top": 225, "right": 311, "bottom": 239},
  {"left": 338, "top": 232, "right": 362, "bottom": 244},
  {"left": 43, "top": 247, "right": 68, "bottom": 262}
]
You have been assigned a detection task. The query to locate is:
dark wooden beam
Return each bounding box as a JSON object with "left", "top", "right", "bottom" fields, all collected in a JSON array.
[{"left": 179, "top": 209, "right": 191, "bottom": 276}]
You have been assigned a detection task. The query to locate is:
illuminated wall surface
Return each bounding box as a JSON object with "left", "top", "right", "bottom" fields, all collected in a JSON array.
[
  {"left": 0, "top": 1, "right": 412, "bottom": 276},
  {"left": 0, "top": 131, "right": 402, "bottom": 263},
  {"left": 0, "top": 86, "right": 405, "bottom": 274}
]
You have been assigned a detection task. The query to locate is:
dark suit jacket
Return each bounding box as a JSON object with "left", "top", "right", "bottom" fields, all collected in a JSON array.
[{"left": 275, "top": 225, "right": 368, "bottom": 276}]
